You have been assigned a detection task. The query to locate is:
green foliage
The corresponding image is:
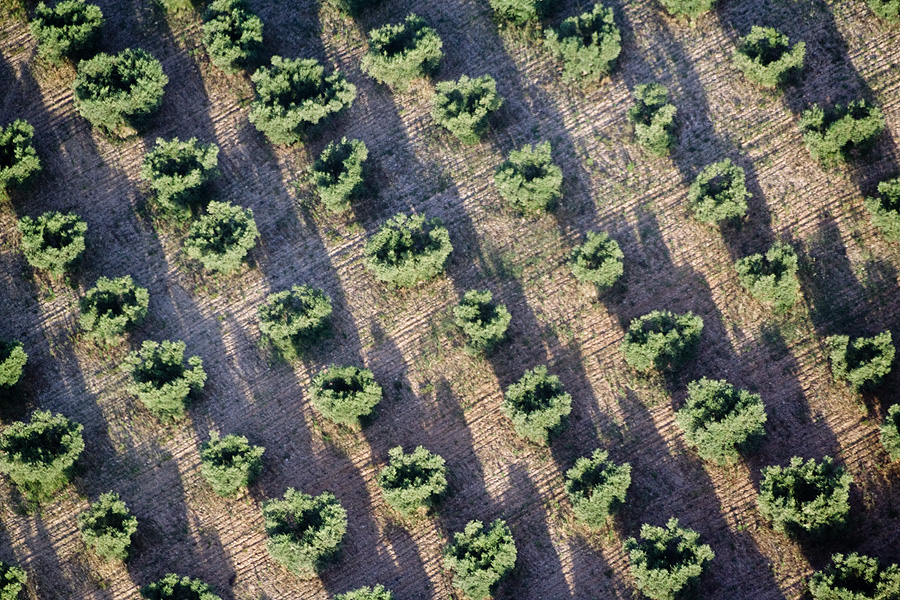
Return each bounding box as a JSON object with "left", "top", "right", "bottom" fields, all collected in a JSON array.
[
  {"left": 620, "top": 310, "right": 704, "bottom": 373},
  {"left": 564, "top": 449, "right": 631, "bottom": 528},
  {"left": 881, "top": 404, "right": 900, "bottom": 461},
  {"left": 627, "top": 83, "right": 677, "bottom": 156},
  {"left": 249, "top": 57, "right": 356, "bottom": 145},
  {"left": 676, "top": 378, "right": 767, "bottom": 464},
  {"left": 868, "top": 0, "right": 900, "bottom": 22},
  {"left": 140, "top": 573, "right": 222, "bottom": 600},
  {"left": 31, "top": 0, "right": 103, "bottom": 62},
  {"left": 263, "top": 488, "right": 348, "bottom": 578},
  {"left": 258, "top": 285, "right": 333, "bottom": 357},
  {"left": 544, "top": 3, "right": 621, "bottom": 83},
  {"left": 140, "top": 138, "right": 220, "bottom": 213},
  {"left": 657, "top": 0, "right": 715, "bottom": 18},
  {"left": 0, "top": 410, "right": 84, "bottom": 501},
  {"left": 757, "top": 456, "right": 852, "bottom": 538},
  {"left": 826, "top": 331, "right": 895, "bottom": 390},
  {"left": 377, "top": 446, "right": 448, "bottom": 515},
  {"left": 73, "top": 48, "right": 168, "bottom": 136},
  {"left": 443, "top": 519, "right": 517, "bottom": 600},
  {"left": 488, "top": 0, "right": 556, "bottom": 24},
  {"left": 733, "top": 26, "right": 805, "bottom": 89},
  {"left": 431, "top": 75, "right": 503, "bottom": 144},
  {"left": 361, "top": 14, "right": 443, "bottom": 91},
  {"left": 335, "top": 586, "right": 394, "bottom": 600},
  {"left": 311, "top": 138, "right": 368, "bottom": 214},
  {"left": 0, "top": 340, "right": 27, "bottom": 389},
  {"left": 864, "top": 176, "right": 900, "bottom": 240},
  {"left": 494, "top": 141, "right": 562, "bottom": 215},
  {"left": 0, "top": 119, "right": 40, "bottom": 189},
  {"left": 734, "top": 241, "right": 799, "bottom": 309},
  {"left": 202, "top": 0, "right": 263, "bottom": 73},
  {"left": 798, "top": 100, "right": 885, "bottom": 167},
  {"left": 200, "top": 432, "right": 265, "bottom": 497},
  {"left": 18, "top": 211, "right": 87, "bottom": 274},
  {"left": 79, "top": 275, "right": 149, "bottom": 340},
  {"left": 569, "top": 231, "right": 623, "bottom": 289},
  {"left": 0, "top": 561, "right": 26, "bottom": 600},
  {"left": 325, "top": 0, "right": 382, "bottom": 15},
  {"left": 125, "top": 340, "right": 206, "bottom": 421},
  {"left": 502, "top": 365, "right": 572, "bottom": 444},
  {"left": 183, "top": 201, "right": 259, "bottom": 273},
  {"left": 77, "top": 491, "right": 138, "bottom": 561},
  {"left": 809, "top": 553, "right": 900, "bottom": 600},
  {"left": 310, "top": 365, "right": 382, "bottom": 427},
  {"left": 365, "top": 212, "right": 453, "bottom": 287},
  {"left": 688, "top": 158, "right": 749, "bottom": 223},
  {"left": 453, "top": 289, "right": 511, "bottom": 353},
  {"left": 624, "top": 518, "right": 715, "bottom": 600}
]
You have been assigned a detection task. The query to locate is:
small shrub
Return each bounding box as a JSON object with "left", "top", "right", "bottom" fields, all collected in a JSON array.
[
  {"left": 864, "top": 176, "right": 900, "bottom": 240},
  {"left": 365, "top": 212, "right": 453, "bottom": 287},
  {"left": 0, "top": 120, "right": 40, "bottom": 190},
  {"left": 199, "top": 432, "right": 265, "bottom": 497},
  {"left": 868, "top": 0, "right": 900, "bottom": 22},
  {"left": 627, "top": 83, "right": 677, "bottom": 156},
  {"left": 757, "top": 456, "right": 852, "bottom": 538},
  {"left": 31, "top": 0, "right": 103, "bottom": 63},
  {"left": 202, "top": 0, "right": 263, "bottom": 74},
  {"left": 734, "top": 241, "right": 799, "bottom": 309},
  {"left": 443, "top": 519, "right": 517, "bottom": 600},
  {"left": 501, "top": 365, "right": 572, "bottom": 444},
  {"left": 183, "top": 201, "right": 259, "bottom": 273},
  {"left": 77, "top": 491, "right": 138, "bottom": 561},
  {"left": 325, "top": 0, "right": 383, "bottom": 15},
  {"left": 311, "top": 138, "right": 368, "bottom": 214},
  {"left": 377, "top": 445, "right": 448, "bottom": 515},
  {"left": 263, "top": 488, "right": 348, "bottom": 577},
  {"left": 657, "top": 0, "right": 715, "bottom": 18},
  {"left": 569, "top": 231, "right": 623, "bottom": 289},
  {"left": 494, "top": 141, "right": 563, "bottom": 215},
  {"left": 335, "top": 586, "right": 394, "bottom": 600},
  {"left": 624, "top": 518, "right": 715, "bottom": 600},
  {"left": 125, "top": 340, "right": 206, "bottom": 421},
  {"left": 488, "top": 0, "right": 556, "bottom": 24},
  {"left": 18, "top": 211, "right": 87, "bottom": 274},
  {"left": 140, "top": 138, "right": 220, "bottom": 213},
  {"left": 453, "top": 289, "right": 511, "bottom": 353},
  {"left": 0, "top": 340, "right": 27, "bottom": 389},
  {"left": 826, "top": 331, "right": 895, "bottom": 390},
  {"left": 564, "top": 449, "right": 631, "bottom": 528},
  {"left": 809, "top": 553, "right": 900, "bottom": 600},
  {"left": 733, "top": 26, "right": 805, "bottom": 89},
  {"left": 688, "top": 158, "right": 749, "bottom": 223},
  {"left": 141, "top": 573, "right": 222, "bottom": 600},
  {"left": 544, "top": 3, "right": 621, "bottom": 83},
  {"left": 431, "top": 75, "right": 503, "bottom": 144},
  {"left": 0, "top": 561, "right": 26, "bottom": 600},
  {"left": 257, "top": 285, "right": 333, "bottom": 356},
  {"left": 0, "top": 410, "right": 84, "bottom": 501},
  {"left": 249, "top": 56, "right": 356, "bottom": 145},
  {"left": 620, "top": 310, "right": 704, "bottom": 373},
  {"left": 73, "top": 48, "right": 168, "bottom": 136},
  {"left": 310, "top": 365, "right": 382, "bottom": 427},
  {"left": 361, "top": 14, "right": 443, "bottom": 91},
  {"left": 676, "top": 378, "right": 767, "bottom": 465},
  {"left": 881, "top": 404, "right": 900, "bottom": 461},
  {"left": 79, "top": 275, "right": 150, "bottom": 340},
  {"left": 799, "top": 100, "right": 885, "bottom": 167}
]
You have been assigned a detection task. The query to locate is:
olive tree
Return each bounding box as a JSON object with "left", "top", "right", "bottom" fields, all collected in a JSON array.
[
  {"left": 377, "top": 445, "right": 447, "bottom": 516},
  {"left": 865, "top": 176, "right": 900, "bottom": 241},
  {"left": 443, "top": 519, "right": 517, "bottom": 600},
  {"left": 544, "top": 3, "right": 621, "bottom": 83},
  {"left": 564, "top": 449, "right": 631, "bottom": 528},
  {"left": 335, "top": 586, "right": 394, "bottom": 600},
  {"left": 431, "top": 75, "right": 503, "bottom": 144},
  {"left": 733, "top": 26, "right": 805, "bottom": 89},
  {"left": 488, "top": 0, "right": 556, "bottom": 24},
  {"left": 199, "top": 432, "right": 265, "bottom": 497},
  {"left": 73, "top": 48, "right": 168, "bottom": 136},
  {"left": 258, "top": 285, "right": 333, "bottom": 357},
  {"left": 202, "top": 0, "right": 263, "bottom": 73},
  {"left": 0, "top": 561, "right": 26, "bottom": 600},
  {"left": 502, "top": 365, "right": 572, "bottom": 444},
  {"left": 310, "top": 365, "right": 382, "bottom": 427},
  {"left": 18, "top": 211, "right": 87, "bottom": 274},
  {"left": 881, "top": 404, "right": 900, "bottom": 461},
  {"left": 734, "top": 241, "right": 799, "bottom": 310},
  {"left": 620, "top": 310, "right": 704, "bottom": 373},
  {"left": 627, "top": 83, "right": 677, "bottom": 156},
  {"left": 453, "top": 289, "right": 511, "bottom": 353},
  {"left": 624, "top": 518, "right": 714, "bottom": 600},
  {"left": 494, "top": 141, "right": 563, "bottom": 215},
  {"left": 809, "top": 553, "right": 900, "bottom": 600},
  {"left": 364, "top": 213, "right": 453, "bottom": 287},
  {"left": 868, "top": 0, "right": 900, "bottom": 22},
  {"left": 183, "top": 201, "right": 259, "bottom": 273},
  {"left": 0, "top": 340, "right": 27, "bottom": 389},
  {"left": 325, "top": 0, "right": 383, "bottom": 15},
  {"left": 688, "top": 158, "right": 749, "bottom": 223},
  {"left": 141, "top": 574, "right": 222, "bottom": 600},
  {"left": 0, "top": 410, "right": 84, "bottom": 501},
  {"left": 757, "top": 456, "right": 852, "bottom": 538},
  {"left": 658, "top": 0, "right": 715, "bottom": 18},
  {"left": 569, "top": 231, "right": 623, "bottom": 289},
  {"left": 249, "top": 57, "right": 356, "bottom": 145},
  {"left": 140, "top": 138, "right": 220, "bottom": 214},
  {"left": 826, "top": 331, "right": 895, "bottom": 390},
  {"left": 361, "top": 14, "right": 443, "bottom": 91},
  {"left": 0, "top": 119, "right": 40, "bottom": 190},
  {"left": 799, "top": 100, "right": 885, "bottom": 167},
  {"left": 125, "top": 340, "right": 206, "bottom": 421},
  {"left": 77, "top": 491, "right": 138, "bottom": 561},
  {"left": 263, "top": 488, "right": 347, "bottom": 577},
  {"left": 311, "top": 138, "right": 368, "bottom": 214},
  {"left": 79, "top": 275, "right": 149, "bottom": 340},
  {"left": 31, "top": 0, "right": 103, "bottom": 63}
]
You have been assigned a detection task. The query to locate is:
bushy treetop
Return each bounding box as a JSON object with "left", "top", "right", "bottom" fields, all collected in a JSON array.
[
  {"left": 624, "top": 518, "right": 715, "bottom": 600},
  {"left": 199, "top": 432, "right": 265, "bottom": 497},
  {"left": 140, "top": 137, "right": 220, "bottom": 212},
  {"left": 258, "top": 285, "right": 333, "bottom": 356},
  {"left": 809, "top": 552, "right": 900, "bottom": 600},
  {"left": 620, "top": 310, "right": 704, "bottom": 373},
  {"left": 79, "top": 275, "right": 150, "bottom": 340},
  {"left": 125, "top": 339, "right": 207, "bottom": 421},
  {"left": 733, "top": 26, "right": 805, "bottom": 89},
  {"left": 77, "top": 491, "right": 138, "bottom": 561},
  {"left": 140, "top": 573, "right": 222, "bottom": 600},
  {"left": 865, "top": 176, "right": 900, "bottom": 241},
  {"left": 657, "top": 0, "right": 715, "bottom": 19},
  {"left": 627, "top": 83, "right": 677, "bottom": 156},
  {"left": 365, "top": 212, "right": 453, "bottom": 287},
  {"left": 488, "top": 0, "right": 557, "bottom": 24},
  {"left": 443, "top": 519, "right": 517, "bottom": 600},
  {"left": 826, "top": 331, "right": 895, "bottom": 390},
  {"left": 868, "top": 0, "right": 900, "bottom": 22},
  {"left": 18, "top": 211, "right": 87, "bottom": 275},
  {"left": 310, "top": 365, "right": 383, "bottom": 427},
  {"left": 202, "top": 0, "right": 264, "bottom": 73},
  {"left": 431, "top": 74, "right": 503, "bottom": 144},
  {"left": 31, "top": 0, "right": 104, "bottom": 62},
  {"left": 311, "top": 137, "right": 368, "bottom": 214},
  {"left": 361, "top": 14, "right": 443, "bottom": 91},
  {"left": 0, "top": 561, "right": 27, "bottom": 600},
  {"left": 881, "top": 404, "right": 900, "bottom": 462},
  {"left": 377, "top": 445, "right": 448, "bottom": 515},
  {"left": 734, "top": 241, "right": 799, "bottom": 310},
  {"left": 183, "top": 201, "right": 259, "bottom": 274},
  {"left": 335, "top": 586, "right": 394, "bottom": 600},
  {"left": 688, "top": 158, "right": 749, "bottom": 223},
  {"left": 544, "top": 3, "right": 621, "bottom": 83},
  {"left": 502, "top": 365, "right": 572, "bottom": 444},
  {"left": 0, "top": 340, "right": 27, "bottom": 389},
  {"left": 565, "top": 449, "right": 631, "bottom": 528},
  {"left": 453, "top": 289, "right": 511, "bottom": 353},
  {"left": 0, "top": 119, "right": 41, "bottom": 190},
  {"left": 494, "top": 141, "right": 563, "bottom": 215},
  {"left": 568, "top": 230, "right": 624, "bottom": 289},
  {"left": 799, "top": 100, "right": 885, "bottom": 167}
]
